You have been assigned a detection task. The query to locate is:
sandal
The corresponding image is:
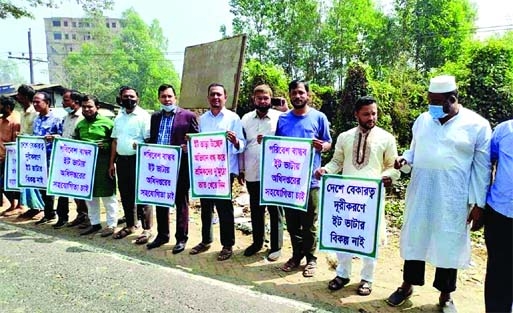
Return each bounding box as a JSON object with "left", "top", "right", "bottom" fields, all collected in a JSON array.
[
  {"left": 217, "top": 247, "right": 233, "bottom": 261},
  {"left": 281, "top": 257, "right": 300, "bottom": 272},
  {"left": 113, "top": 226, "right": 133, "bottom": 239},
  {"left": 135, "top": 230, "right": 152, "bottom": 245},
  {"left": 189, "top": 242, "right": 211, "bottom": 255},
  {"left": 357, "top": 280, "right": 373, "bottom": 296},
  {"left": 328, "top": 276, "right": 350, "bottom": 291},
  {"left": 302, "top": 260, "right": 317, "bottom": 277}
]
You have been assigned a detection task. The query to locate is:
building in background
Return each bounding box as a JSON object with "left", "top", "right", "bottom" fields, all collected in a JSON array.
[{"left": 44, "top": 17, "right": 122, "bottom": 84}]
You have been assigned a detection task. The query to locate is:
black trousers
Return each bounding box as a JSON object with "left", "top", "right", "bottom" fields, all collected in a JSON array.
[
  {"left": 39, "top": 189, "right": 55, "bottom": 219},
  {"left": 246, "top": 181, "right": 283, "bottom": 252},
  {"left": 403, "top": 260, "right": 457, "bottom": 293},
  {"left": 56, "top": 196, "right": 87, "bottom": 221},
  {"left": 116, "top": 155, "right": 152, "bottom": 230},
  {"left": 284, "top": 188, "right": 319, "bottom": 262},
  {"left": 199, "top": 176, "right": 235, "bottom": 248},
  {"left": 484, "top": 205, "right": 513, "bottom": 313}
]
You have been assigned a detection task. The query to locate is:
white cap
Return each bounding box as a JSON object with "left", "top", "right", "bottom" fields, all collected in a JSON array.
[{"left": 428, "top": 75, "right": 457, "bottom": 93}]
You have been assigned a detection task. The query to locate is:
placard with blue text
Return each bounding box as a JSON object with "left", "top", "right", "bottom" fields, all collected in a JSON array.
[
  {"left": 16, "top": 136, "right": 48, "bottom": 189},
  {"left": 187, "top": 132, "right": 230, "bottom": 199},
  {"left": 260, "top": 135, "right": 314, "bottom": 211},
  {"left": 319, "top": 174, "right": 383, "bottom": 258},
  {"left": 136, "top": 143, "right": 181, "bottom": 206},
  {"left": 47, "top": 137, "right": 98, "bottom": 200}
]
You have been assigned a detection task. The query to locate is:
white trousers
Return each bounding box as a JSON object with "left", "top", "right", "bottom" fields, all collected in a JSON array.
[
  {"left": 336, "top": 252, "right": 376, "bottom": 282},
  {"left": 86, "top": 195, "right": 118, "bottom": 227}
]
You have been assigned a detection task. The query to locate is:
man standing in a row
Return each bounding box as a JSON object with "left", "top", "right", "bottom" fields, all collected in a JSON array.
[
  {"left": 0, "top": 96, "right": 20, "bottom": 216},
  {"left": 110, "top": 86, "right": 153, "bottom": 243},
  {"left": 189, "top": 83, "right": 245, "bottom": 261},
  {"left": 275, "top": 79, "right": 332, "bottom": 277},
  {"left": 146, "top": 84, "right": 199, "bottom": 254}
]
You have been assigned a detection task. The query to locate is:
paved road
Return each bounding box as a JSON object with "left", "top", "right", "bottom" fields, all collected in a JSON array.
[{"left": 0, "top": 222, "right": 326, "bottom": 313}]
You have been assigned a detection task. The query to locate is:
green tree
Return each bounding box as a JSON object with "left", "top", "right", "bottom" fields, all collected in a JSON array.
[
  {"left": 0, "top": 0, "right": 113, "bottom": 19},
  {"left": 63, "top": 9, "right": 180, "bottom": 110},
  {"left": 0, "top": 59, "right": 25, "bottom": 83}
]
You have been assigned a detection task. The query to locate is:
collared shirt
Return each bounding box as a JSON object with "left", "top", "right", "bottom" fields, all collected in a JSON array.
[
  {"left": 240, "top": 109, "right": 282, "bottom": 181},
  {"left": 487, "top": 119, "right": 513, "bottom": 218},
  {"left": 157, "top": 111, "right": 174, "bottom": 145},
  {"left": 111, "top": 106, "right": 150, "bottom": 156},
  {"left": 199, "top": 107, "right": 245, "bottom": 175},
  {"left": 0, "top": 113, "right": 21, "bottom": 162},
  {"left": 20, "top": 105, "right": 37, "bottom": 135},
  {"left": 33, "top": 111, "right": 63, "bottom": 159},
  {"left": 62, "top": 108, "right": 84, "bottom": 139},
  {"left": 275, "top": 107, "right": 332, "bottom": 188}
]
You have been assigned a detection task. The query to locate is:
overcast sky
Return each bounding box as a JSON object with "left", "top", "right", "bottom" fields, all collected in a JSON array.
[{"left": 0, "top": 0, "right": 511, "bottom": 84}]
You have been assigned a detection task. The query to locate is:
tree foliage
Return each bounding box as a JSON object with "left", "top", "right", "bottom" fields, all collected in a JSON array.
[
  {"left": 0, "top": 0, "right": 113, "bottom": 19},
  {"left": 63, "top": 9, "right": 180, "bottom": 110},
  {"left": 0, "top": 59, "right": 25, "bottom": 83}
]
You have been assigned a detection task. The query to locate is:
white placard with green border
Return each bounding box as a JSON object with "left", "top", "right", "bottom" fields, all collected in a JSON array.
[
  {"left": 319, "top": 174, "right": 384, "bottom": 259},
  {"left": 260, "top": 135, "right": 314, "bottom": 212},
  {"left": 16, "top": 136, "right": 48, "bottom": 189},
  {"left": 135, "top": 143, "right": 181, "bottom": 206},
  {"left": 188, "top": 131, "right": 230, "bottom": 199},
  {"left": 47, "top": 137, "right": 98, "bottom": 200},
  {"left": 4, "top": 143, "right": 20, "bottom": 191}
]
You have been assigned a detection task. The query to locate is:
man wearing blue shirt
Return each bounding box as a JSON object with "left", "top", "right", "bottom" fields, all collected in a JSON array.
[
  {"left": 275, "top": 79, "right": 332, "bottom": 277},
  {"left": 189, "top": 83, "right": 245, "bottom": 261},
  {"left": 32, "top": 92, "right": 63, "bottom": 225},
  {"left": 484, "top": 119, "right": 513, "bottom": 313}
]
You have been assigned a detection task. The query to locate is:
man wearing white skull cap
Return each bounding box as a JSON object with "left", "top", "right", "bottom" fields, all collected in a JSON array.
[{"left": 386, "top": 75, "right": 492, "bottom": 312}]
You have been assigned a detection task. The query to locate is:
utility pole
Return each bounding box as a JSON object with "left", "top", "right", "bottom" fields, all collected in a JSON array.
[{"left": 8, "top": 28, "right": 47, "bottom": 84}]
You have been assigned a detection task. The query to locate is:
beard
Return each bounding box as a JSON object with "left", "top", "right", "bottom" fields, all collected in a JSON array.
[
  {"left": 358, "top": 120, "right": 375, "bottom": 130},
  {"left": 291, "top": 99, "right": 307, "bottom": 109}
]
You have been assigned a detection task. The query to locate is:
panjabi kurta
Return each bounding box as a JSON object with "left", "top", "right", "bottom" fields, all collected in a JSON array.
[
  {"left": 400, "top": 107, "right": 491, "bottom": 269},
  {"left": 74, "top": 115, "right": 115, "bottom": 197}
]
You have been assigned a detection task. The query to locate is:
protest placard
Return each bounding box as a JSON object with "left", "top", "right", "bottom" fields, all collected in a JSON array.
[
  {"left": 318, "top": 174, "right": 384, "bottom": 258},
  {"left": 260, "top": 135, "right": 313, "bottom": 211},
  {"left": 135, "top": 143, "right": 181, "bottom": 206},
  {"left": 47, "top": 137, "right": 98, "bottom": 200},
  {"left": 16, "top": 136, "right": 48, "bottom": 189},
  {"left": 4, "top": 143, "right": 19, "bottom": 191},
  {"left": 187, "top": 131, "right": 230, "bottom": 199}
]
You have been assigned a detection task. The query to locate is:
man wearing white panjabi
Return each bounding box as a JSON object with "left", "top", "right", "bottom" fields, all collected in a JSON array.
[{"left": 386, "top": 75, "right": 492, "bottom": 312}]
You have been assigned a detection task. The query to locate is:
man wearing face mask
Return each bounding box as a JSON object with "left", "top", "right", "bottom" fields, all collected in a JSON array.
[
  {"left": 109, "top": 86, "right": 153, "bottom": 243},
  {"left": 238, "top": 84, "right": 284, "bottom": 261},
  {"left": 146, "top": 84, "right": 199, "bottom": 253},
  {"left": 54, "top": 90, "right": 88, "bottom": 229},
  {"left": 386, "top": 75, "right": 492, "bottom": 312}
]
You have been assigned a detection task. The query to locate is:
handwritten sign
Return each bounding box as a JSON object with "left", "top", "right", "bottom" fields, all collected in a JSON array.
[
  {"left": 16, "top": 136, "right": 48, "bottom": 189},
  {"left": 135, "top": 143, "right": 181, "bottom": 206},
  {"left": 318, "top": 174, "right": 383, "bottom": 258},
  {"left": 260, "top": 136, "right": 313, "bottom": 211},
  {"left": 47, "top": 138, "right": 98, "bottom": 200},
  {"left": 188, "top": 132, "right": 230, "bottom": 199},
  {"left": 4, "top": 143, "right": 19, "bottom": 191}
]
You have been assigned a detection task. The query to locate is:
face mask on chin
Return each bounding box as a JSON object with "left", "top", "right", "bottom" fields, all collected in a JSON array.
[
  {"left": 121, "top": 98, "right": 137, "bottom": 110},
  {"left": 161, "top": 104, "right": 176, "bottom": 112},
  {"left": 64, "top": 107, "right": 74, "bottom": 114},
  {"left": 428, "top": 104, "right": 448, "bottom": 119}
]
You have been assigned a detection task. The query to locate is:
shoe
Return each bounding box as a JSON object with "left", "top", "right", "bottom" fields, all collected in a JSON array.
[
  {"left": 66, "top": 214, "right": 86, "bottom": 227},
  {"left": 100, "top": 226, "right": 115, "bottom": 237},
  {"left": 386, "top": 287, "right": 413, "bottom": 307},
  {"left": 147, "top": 237, "right": 169, "bottom": 250},
  {"left": 35, "top": 215, "right": 56, "bottom": 225},
  {"left": 80, "top": 224, "right": 102, "bottom": 236},
  {"left": 172, "top": 242, "right": 186, "bottom": 254},
  {"left": 440, "top": 299, "right": 458, "bottom": 313},
  {"left": 267, "top": 249, "right": 281, "bottom": 262},
  {"left": 77, "top": 218, "right": 91, "bottom": 229},
  {"left": 52, "top": 219, "right": 68, "bottom": 229},
  {"left": 243, "top": 243, "right": 262, "bottom": 257},
  {"left": 189, "top": 242, "right": 211, "bottom": 255},
  {"left": 18, "top": 209, "right": 41, "bottom": 219}
]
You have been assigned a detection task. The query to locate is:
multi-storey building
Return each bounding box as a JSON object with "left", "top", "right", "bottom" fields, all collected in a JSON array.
[{"left": 44, "top": 17, "right": 122, "bottom": 84}]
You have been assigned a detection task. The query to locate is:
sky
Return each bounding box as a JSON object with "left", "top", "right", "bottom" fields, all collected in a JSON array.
[{"left": 0, "top": 0, "right": 512, "bottom": 84}]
